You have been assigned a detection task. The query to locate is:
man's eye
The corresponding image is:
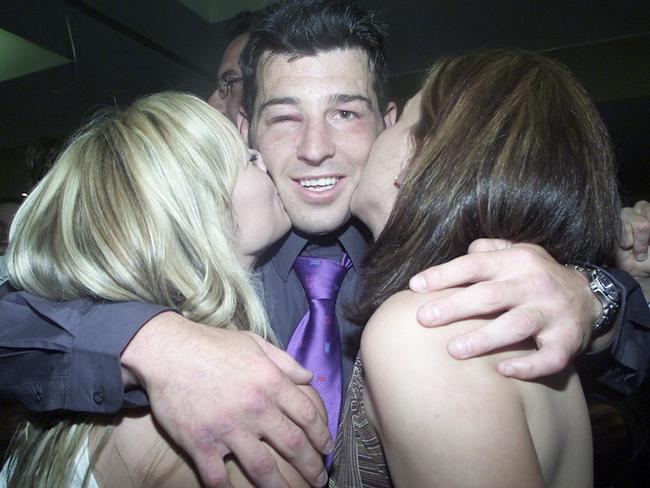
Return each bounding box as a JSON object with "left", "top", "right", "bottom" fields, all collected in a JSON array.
[
  {"left": 335, "top": 110, "right": 357, "bottom": 120},
  {"left": 270, "top": 116, "right": 298, "bottom": 124}
]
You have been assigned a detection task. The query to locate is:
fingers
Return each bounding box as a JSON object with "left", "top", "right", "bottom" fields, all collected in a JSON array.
[
  {"left": 446, "top": 306, "right": 544, "bottom": 359},
  {"left": 235, "top": 362, "right": 329, "bottom": 486},
  {"left": 633, "top": 199, "right": 650, "bottom": 217},
  {"left": 409, "top": 252, "right": 499, "bottom": 293},
  {"left": 409, "top": 243, "right": 551, "bottom": 294},
  {"left": 631, "top": 205, "right": 650, "bottom": 260},
  {"left": 249, "top": 334, "right": 331, "bottom": 486},
  {"left": 274, "top": 375, "right": 333, "bottom": 457},
  {"left": 619, "top": 219, "right": 635, "bottom": 250},
  {"left": 407, "top": 242, "right": 596, "bottom": 381},
  {"left": 417, "top": 279, "right": 521, "bottom": 327},
  {"left": 260, "top": 408, "right": 329, "bottom": 487},
  {"left": 496, "top": 343, "right": 572, "bottom": 379},
  {"left": 192, "top": 453, "right": 232, "bottom": 488},
  {"left": 214, "top": 372, "right": 328, "bottom": 487},
  {"left": 467, "top": 238, "right": 513, "bottom": 253},
  {"left": 442, "top": 303, "right": 582, "bottom": 379},
  {"left": 225, "top": 432, "right": 291, "bottom": 488},
  {"left": 620, "top": 202, "right": 650, "bottom": 260}
]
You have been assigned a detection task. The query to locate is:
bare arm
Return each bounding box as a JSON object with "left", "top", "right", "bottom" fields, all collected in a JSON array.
[{"left": 361, "top": 290, "right": 546, "bottom": 488}]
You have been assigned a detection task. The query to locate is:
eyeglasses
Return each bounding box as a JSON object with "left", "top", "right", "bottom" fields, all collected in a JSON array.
[{"left": 216, "top": 75, "right": 243, "bottom": 99}]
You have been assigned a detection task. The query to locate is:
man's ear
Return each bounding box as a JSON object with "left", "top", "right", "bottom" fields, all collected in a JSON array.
[
  {"left": 237, "top": 108, "right": 251, "bottom": 146},
  {"left": 383, "top": 101, "right": 397, "bottom": 128}
]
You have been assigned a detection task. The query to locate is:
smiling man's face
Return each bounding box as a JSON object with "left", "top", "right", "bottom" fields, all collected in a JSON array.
[{"left": 244, "top": 48, "right": 393, "bottom": 235}]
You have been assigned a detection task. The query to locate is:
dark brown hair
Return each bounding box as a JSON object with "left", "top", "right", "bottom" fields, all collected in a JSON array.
[
  {"left": 240, "top": 0, "right": 389, "bottom": 120},
  {"left": 354, "top": 49, "right": 621, "bottom": 325}
]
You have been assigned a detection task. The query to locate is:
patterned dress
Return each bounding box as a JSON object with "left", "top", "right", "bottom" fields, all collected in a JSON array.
[{"left": 329, "top": 355, "right": 393, "bottom": 487}]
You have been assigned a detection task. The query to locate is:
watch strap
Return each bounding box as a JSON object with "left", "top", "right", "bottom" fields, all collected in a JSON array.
[{"left": 569, "top": 263, "right": 621, "bottom": 334}]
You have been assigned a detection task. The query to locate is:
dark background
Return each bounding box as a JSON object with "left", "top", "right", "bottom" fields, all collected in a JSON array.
[{"left": 1, "top": 0, "right": 649, "bottom": 202}]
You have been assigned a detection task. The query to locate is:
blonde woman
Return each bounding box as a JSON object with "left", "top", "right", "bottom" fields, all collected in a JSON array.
[{"left": 1, "top": 92, "right": 323, "bottom": 487}]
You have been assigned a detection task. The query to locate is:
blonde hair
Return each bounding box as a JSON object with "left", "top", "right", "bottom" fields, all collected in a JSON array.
[{"left": 5, "top": 92, "right": 275, "bottom": 486}]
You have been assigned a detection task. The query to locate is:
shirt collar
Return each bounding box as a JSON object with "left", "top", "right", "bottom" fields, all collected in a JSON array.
[{"left": 269, "top": 219, "right": 371, "bottom": 281}]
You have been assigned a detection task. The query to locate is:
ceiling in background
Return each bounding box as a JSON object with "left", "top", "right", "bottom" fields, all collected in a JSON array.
[
  {"left": 0, "top": 28, "right": 71, "bottom": 83},
  {"left": 176, "top": 0, "right": 267, "bottom": 23},
  {"left": 1, "top": 0, "right": 649, "bottom": 199}
]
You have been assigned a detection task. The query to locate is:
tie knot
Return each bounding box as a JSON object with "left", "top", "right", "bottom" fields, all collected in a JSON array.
[{"left": 294, "top": 256, "right": 350, "bottom": 301}]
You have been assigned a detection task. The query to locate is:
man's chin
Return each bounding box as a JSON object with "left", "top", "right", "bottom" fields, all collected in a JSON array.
[{"left": 290, "top": 213, "right": 352, "bottom": 237}]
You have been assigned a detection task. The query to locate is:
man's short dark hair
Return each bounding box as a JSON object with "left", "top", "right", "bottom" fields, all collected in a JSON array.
[
  {"left": 225, "top": 10, "right": 258, "bottom": 44},
  {"left": 240, "top": 0, "right": 389, "bottom": 120}
]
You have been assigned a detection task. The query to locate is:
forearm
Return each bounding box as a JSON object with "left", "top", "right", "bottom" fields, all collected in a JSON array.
[
  {"left": 0, "top": 288, "right": 169, "bottom": 412},
  {"left": 581, "top": 268, "right": 650, "bottom": 396}
]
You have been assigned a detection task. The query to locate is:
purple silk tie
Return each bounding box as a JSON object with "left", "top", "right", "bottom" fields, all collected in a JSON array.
[{"left": 286, "top": 255, "right": 351, "bottom": 468}]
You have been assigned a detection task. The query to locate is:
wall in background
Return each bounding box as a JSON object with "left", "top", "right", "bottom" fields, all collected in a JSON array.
[{"left": 1, "top": 0, "right": 648, "bottom": 201}]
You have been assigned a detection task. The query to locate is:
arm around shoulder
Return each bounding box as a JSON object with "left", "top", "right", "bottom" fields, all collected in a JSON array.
[
  {"left": 586, "top": 268, "right": 650, "bottom": 395},
  {"left": 0, "top": 288, "right": 168, "bottom": 412}
]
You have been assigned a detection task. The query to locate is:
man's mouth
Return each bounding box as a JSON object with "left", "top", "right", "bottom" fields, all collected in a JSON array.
[{"left": 299, "top": 176, "right": 340, "bottom": 192}]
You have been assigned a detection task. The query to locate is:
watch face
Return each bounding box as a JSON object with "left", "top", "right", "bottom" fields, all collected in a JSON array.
[{"left": 596, "top": 273, "right": 620, "bottom": 300}]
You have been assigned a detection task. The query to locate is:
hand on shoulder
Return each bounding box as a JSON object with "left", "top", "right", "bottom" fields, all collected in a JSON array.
[
  {"left": 408, "top": 241, "right": 605, "bottom": 379},
  {"left": 120, "top": 312, "right": 331, "bottom": 488}
]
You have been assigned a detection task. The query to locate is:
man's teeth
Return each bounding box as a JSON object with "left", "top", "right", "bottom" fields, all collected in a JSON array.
[{"left": 300, "top": 177, "right": 339, "bottom": 190}]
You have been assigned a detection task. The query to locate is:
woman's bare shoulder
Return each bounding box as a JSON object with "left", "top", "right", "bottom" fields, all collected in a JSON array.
[
  {"left": 360, "top": 288, "right": 536, "bottom": 409},
  {"left": 362, "top": 288, "right": 493, "bottom": 369},
  {"left": 362, "top": 289, "right": 457, "bottom": 346}
]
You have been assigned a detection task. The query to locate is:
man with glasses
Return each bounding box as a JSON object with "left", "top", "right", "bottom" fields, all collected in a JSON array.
[{"left": 207, "top": 11, "right": 255, "bottom": 123}]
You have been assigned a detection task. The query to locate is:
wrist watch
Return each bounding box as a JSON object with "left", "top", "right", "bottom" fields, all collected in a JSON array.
[{"left": 569, "top": 264, "right": 621, "bottom": 334}]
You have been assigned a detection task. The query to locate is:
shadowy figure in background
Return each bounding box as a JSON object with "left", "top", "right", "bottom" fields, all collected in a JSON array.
[
  {"left": 0, "top": 198, "right": 21, "bottom": 255},
  {"left": 25, "top": 136, "right": 64, "bottom": 188},
  {"left": 207, "top": 11, "right": 258, "bottom": 123}
]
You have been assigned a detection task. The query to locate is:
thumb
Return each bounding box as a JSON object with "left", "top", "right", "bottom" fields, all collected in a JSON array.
[{"left": 251, "top": 334, "right": 313, "bottom": 384}]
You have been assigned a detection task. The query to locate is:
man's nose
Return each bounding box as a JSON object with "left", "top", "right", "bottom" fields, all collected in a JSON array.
[{"left": 297, "top": 119, "right": 335, "bottom": 165}]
